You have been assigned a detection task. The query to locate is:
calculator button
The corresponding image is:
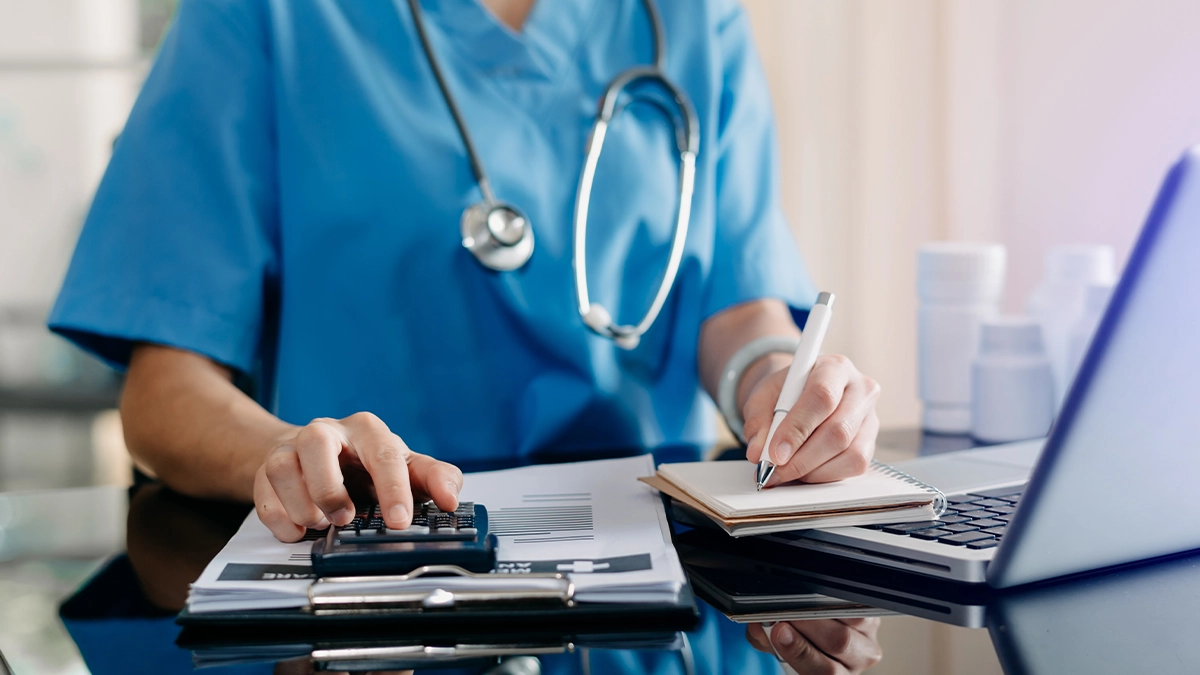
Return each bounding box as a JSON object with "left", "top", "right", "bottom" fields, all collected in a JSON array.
[
  {"left": 456, "top": 528, "right": 477, "bottom": 536},
  {"left": 384, "top": 526, "right": 431, "bottom": 536}
]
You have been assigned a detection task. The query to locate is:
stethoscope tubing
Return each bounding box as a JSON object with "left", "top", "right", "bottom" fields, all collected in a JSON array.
[
  {"left": 406, "top": 0, "right": 698, "bottom": 347},
  {"left": 404, "top": 0, "right": 497, "bottom": 204},
  {"left": 573, "top": 64, "right": 698, "bottom": 340}
]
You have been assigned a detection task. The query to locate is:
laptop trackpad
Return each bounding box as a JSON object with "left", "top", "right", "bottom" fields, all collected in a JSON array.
[{"left": 892, "top": 441, "right": 1042, "bottom": 495}]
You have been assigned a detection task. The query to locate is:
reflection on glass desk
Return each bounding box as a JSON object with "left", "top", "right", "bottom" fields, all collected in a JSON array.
[
  {"left": 677, "top": 528, "right": 1200, "bottom": 673},
  {"left": 1, "top": 466, "right": 1199, "bottom": 673},
  {"left": 54, "top": 483, "right": 774, "bottom": 675}
]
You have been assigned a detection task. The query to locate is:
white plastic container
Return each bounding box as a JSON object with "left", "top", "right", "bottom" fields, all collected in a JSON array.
[
  {"left": 1026, "top": 245, "right": 1115, "bottom": 407},
  {"left": 971, "top": 316, "right": 1055, "bottom": 443},
  {"left": 918, "top": 243, "right": 1006, "bottom": 434},
  {"left": 1065, "top": 282, "right": 1114, "bottom": 388}
]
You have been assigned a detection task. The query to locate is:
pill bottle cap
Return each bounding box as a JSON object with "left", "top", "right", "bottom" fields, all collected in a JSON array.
[
  {"left": 979, "top": 316, "right": 1045, "bottom": 356},
  {"left": 1045, "top": 245, "right": 1115, "bottom": 286},
  {"left": 918, "top": 242, "right": 1006, "bottom": 302}
]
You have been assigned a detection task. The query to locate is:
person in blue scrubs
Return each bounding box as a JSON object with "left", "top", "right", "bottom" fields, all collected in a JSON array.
[{"left": 50, "top": 0, "right": 883, "bottom": 670}]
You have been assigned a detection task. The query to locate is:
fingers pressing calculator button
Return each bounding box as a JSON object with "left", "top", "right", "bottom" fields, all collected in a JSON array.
[
  {"left": 312, "top": 501, "right": 495, "bottom": 577},
  {"left": 326, "top": 501, "right": 481, "bottom": 542},
  {"left": 384, "top": 526, "right": 431, "bottom": 537}
]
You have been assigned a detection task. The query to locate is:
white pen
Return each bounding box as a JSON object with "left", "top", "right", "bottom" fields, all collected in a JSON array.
[{"left": 756, "top": 292, "right": 835, "bottom": 491}]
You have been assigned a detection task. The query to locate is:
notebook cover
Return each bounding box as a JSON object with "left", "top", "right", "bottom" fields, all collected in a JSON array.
[
  {"left": 639, "top": 475, "right": 928, "bottom": 527},
  {"left": 655, "top": 461, "right": 934, "bottom": 518}
]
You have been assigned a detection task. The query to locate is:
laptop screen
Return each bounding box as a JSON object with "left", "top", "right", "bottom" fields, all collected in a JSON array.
[{"left": 989, "top": 146, "right": 1200, "bottom": 587}]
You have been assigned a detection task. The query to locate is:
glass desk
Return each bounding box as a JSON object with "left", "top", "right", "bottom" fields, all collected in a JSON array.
[{"left": 2, "top": 443, "right": 1198, "bottom": 674}]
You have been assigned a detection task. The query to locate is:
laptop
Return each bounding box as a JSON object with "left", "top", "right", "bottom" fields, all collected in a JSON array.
[{"left": 766, "top": 145, "right": 1200, "bottom": 588}]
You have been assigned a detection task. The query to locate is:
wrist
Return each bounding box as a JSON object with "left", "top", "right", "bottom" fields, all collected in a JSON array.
[
  {"left": 736, "top": 352, "right": 792, "bottom": 413},
  {"left": 716, "top": 335, "right": 800, "bottom": 441}
]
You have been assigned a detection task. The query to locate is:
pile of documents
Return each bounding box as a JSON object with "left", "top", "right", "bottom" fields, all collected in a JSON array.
[
  {"left": 641, "top": 460, "right": 944, "bottom": 537},
  {"left": 186, "top": 455, "right": 685, "bottom": 613}
]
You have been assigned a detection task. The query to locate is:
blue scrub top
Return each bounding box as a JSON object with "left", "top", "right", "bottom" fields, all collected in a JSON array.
[{"left": 50, "top": 0, "right": 816, "bottom": 470}]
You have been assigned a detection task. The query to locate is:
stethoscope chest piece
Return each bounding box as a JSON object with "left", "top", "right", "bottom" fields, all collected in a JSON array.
[{"left": 461, "top": 201, "right": 535, "bottom": 271}]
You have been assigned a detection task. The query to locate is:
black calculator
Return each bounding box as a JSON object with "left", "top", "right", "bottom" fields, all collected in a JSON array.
[{"left": 311, "top": 501, "right": 496, "bottom": 578}]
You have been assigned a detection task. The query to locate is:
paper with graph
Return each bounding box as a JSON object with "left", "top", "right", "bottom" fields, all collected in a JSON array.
[{"left": 460, "top": 454, "right": 685, "bottom": 603}]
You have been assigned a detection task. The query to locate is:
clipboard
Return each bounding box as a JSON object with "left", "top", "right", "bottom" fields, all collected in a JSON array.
[
  {"left": 180, "top": 630, "right": 687, "bottom": 670},
  {"left": 175, "top": 565, "right": 699, "bottom": 638}
]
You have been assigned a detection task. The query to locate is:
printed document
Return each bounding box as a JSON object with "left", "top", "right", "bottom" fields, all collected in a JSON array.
[{"left": 186, "top": 454, "right": 684, "bottom": 613}]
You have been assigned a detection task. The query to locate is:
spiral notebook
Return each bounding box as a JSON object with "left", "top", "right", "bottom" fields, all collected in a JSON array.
[{"left": 640, "top": 461, "right": 946, "bottom": 537}]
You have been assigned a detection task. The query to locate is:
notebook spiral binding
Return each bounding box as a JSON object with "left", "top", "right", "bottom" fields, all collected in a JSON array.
[{"left": 870, "top": 461, "right": 947, "bottom": 517}]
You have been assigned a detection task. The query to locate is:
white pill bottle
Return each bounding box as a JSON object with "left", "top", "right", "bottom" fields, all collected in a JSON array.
[
  {"left": 917, "top": 243, "right": 1006, "bottom": 434},
  {"left": 1026, "top": 245, "right": 1115, "bottom": 407},
  {"left": 971, "top": 317, "right": 1056, "bottom": 443}
]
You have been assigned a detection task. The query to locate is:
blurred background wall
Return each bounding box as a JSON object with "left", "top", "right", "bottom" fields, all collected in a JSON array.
[
  {"left": 2, "top": 0, "right": 1200, "bottom": 490},
  {"left": 744, "top": 0, "right": 1200, "bottom": 427},
  {"left": 0, "top": 0, "right": 160, "bottom": 491}
]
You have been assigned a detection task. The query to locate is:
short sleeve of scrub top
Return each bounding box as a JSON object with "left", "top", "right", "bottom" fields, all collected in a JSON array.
[
  {"left": 49, "top": 0, "right": 817, "bottom": 469},
  {"left": 702, "top": 2, "right": 816, "bottom": 320},
  {"left": 49, "top": 0, "right": 278, "bottom": 374}
]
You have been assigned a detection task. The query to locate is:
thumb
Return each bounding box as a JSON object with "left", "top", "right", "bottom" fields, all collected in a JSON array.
[{"left": 742, "top": 368, "right": 787, "bottom": 462}]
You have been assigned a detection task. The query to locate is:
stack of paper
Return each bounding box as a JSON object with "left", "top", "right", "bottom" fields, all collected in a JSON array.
[
  {"left": 641, "top": 460, "right": 942, "bottom": 537},
  {"left": 460, "top": 454, "right": 685, "bottom": 604},
  {"left": 186, "top": 516, "right": 315, "bottom": 613},
  {"left": 186, "top": 454, "right": 684, "bottom": 613}
]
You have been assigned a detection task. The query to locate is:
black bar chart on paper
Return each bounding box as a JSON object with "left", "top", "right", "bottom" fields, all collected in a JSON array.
[{"left": 487, "top": 492, "right": 595, "bottom": 544}]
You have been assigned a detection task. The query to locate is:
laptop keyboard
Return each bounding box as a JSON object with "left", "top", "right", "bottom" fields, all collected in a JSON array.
[{"left": 857, "top": 484, "right": 1027, "bottom": 550}]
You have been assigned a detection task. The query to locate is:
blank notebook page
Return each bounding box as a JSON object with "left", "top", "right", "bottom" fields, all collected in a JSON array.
[{"left": 656, "top": 462, "right": 933, "bottom": 519}]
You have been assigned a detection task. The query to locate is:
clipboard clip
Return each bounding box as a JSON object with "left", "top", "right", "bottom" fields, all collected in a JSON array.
[
  {"left": 312, "top": 642, "right": 572, "bottom": 668},
  {"left": 307, "top": 564, "right": 576, "bottom": 615}
]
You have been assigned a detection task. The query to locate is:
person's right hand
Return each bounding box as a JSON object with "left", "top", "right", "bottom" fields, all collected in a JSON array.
[
  {"left": 746, "top": 618, "right": 883, "bottom": 674},
  {"left": 254, "top": 412, "right": 463, "bottom": 542}
]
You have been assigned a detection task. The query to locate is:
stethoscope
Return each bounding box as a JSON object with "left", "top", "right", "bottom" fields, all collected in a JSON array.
[{"left": 406, "top": 0, "right": 699, "bottom": 350}]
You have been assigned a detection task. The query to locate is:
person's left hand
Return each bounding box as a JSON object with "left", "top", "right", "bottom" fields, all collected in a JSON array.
[
  {"left": 746, "top": 618, "right": 883, "bottom": 674},
  {"left": 744, "top": 354, "right": 881, "bottom": 485}
]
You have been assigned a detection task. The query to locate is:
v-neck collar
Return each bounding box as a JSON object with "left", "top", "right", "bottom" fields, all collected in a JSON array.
[{"left": 416, "top": 0, "right": 596, "bottom": 81}]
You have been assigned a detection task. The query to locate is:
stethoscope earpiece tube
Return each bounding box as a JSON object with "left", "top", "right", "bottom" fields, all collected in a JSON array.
[
  {"left": 574, "top": 72, "right": 698, "bottom": 349},
  {"left": 406, "top": 0, "right": 697, "bottom": 348}
]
